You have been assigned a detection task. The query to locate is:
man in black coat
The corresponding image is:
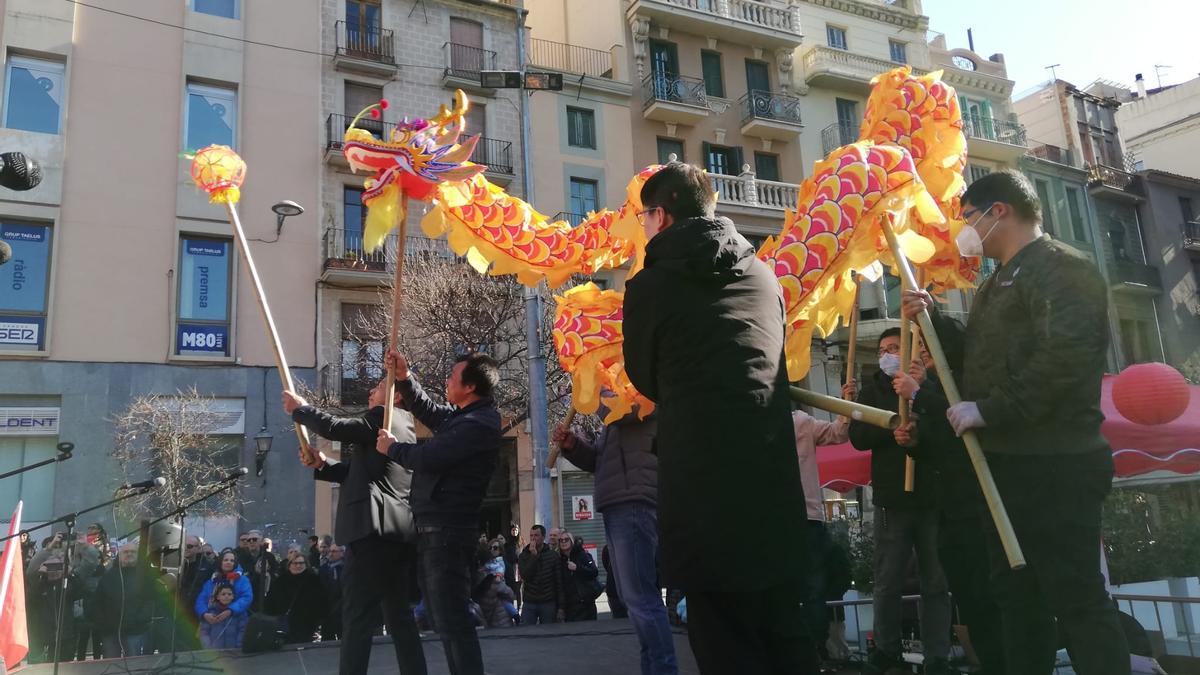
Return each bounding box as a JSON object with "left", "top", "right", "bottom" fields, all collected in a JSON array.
[
  {"left": 284, "top": 379, "right": 427, "bottom": 675},
  {"left": 849, "top": 328, "right": 952, "bottom": 675},
  {"left": 622, "top": 162, "right": 815, "bottom": 674},
  {"left": 377, "top": 351, "right": 502, "bottom": 675}
]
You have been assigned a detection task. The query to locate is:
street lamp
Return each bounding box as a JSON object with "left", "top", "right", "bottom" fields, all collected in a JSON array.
[
  {"left": 253, "top": 426, "right": 274, "bottom": 477},
  {"left": 271, "top": 200, "right": 305, "bottom": 237}
]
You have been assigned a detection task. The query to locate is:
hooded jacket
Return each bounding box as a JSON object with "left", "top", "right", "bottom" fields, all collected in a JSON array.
[
  {"left": 623, "top": 215, "right": 806, "bottom": 592},
  {"left": 560, "top": 411, "right": 658, "bottom": 513}
]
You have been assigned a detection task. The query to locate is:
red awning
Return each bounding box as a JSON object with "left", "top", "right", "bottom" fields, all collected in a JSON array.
[{"left": 816, "top": 375, "right": 1200, "bottom": 494}]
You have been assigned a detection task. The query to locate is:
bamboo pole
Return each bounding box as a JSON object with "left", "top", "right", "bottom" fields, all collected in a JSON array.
[
  {"left": 546, "top": 407, "right": 577, "bottom": 470},
  {"left": 879, "top": 217, "right": 1026, "bottom": 569},
  {"left": 224, "top": 201, "right": 315, "bottom": 464},
  {"left": 790, "top": 387, "right": 899, "bottom": 430},
  {"left": 382, "top": 192, "right": 409, "bottom": 432},
  {"left": 846, "top": 279, "right": 860, "bottom": 391},
  {"left": 904, "top": 274, "right": 925, "bottom": 492}
]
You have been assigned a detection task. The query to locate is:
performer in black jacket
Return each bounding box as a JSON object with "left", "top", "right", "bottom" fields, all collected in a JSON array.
[
  {"left": 377, "top": 350, "right": 502, "bottom": 675},
  {"left": 283, "top": 380, "right": 427, "bottom": 675}
]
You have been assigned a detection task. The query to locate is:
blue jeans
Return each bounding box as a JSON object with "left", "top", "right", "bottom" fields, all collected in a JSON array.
[
  {"left": 604, "top": 504, "right": 678, "bottom": 675},
  {"left": 520, "top": 601, "right": 557, "bottom": 625}
]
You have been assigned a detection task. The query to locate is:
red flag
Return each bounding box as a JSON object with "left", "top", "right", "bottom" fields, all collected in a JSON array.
[{"left": 0, "top": 503, "right": 28, "bottom": 670}]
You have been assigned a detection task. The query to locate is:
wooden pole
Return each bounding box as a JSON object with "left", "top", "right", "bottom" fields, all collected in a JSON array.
[
  {"left": 879, "top": 217, "right": 1025, "bottom": 569},
  {"left": 845, "top": 279, "right": 860, "bottom": 391},
  {"left": 382, "top": 191, "right": 409, "bottom": 432},
  {"left": 224, "top": 201, "right": 315, "bottom": 464},
  {"left": 904, "top": 268, "right": 926, "bottom": 492},
  {"left": 546, "top": 407, "right": 576, "bottom": 470}
]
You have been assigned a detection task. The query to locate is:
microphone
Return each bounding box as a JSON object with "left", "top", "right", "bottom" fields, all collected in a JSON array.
[
  {"left": 0, "top": 241, "right": 10, "bottom": 267},
  {"left": 0, "top": 152, "right": 42, "bottom": 191},
  {"left": 221, "top": 467, "right": 249, "bottom": 483},
  {"left": 117, "top": 477, "right": 167, "bottom": 491}
]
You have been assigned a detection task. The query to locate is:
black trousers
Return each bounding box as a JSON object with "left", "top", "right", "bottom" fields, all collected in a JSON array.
[
  {"left": 686, "top": 583, "right": 820, "bottom": 675},
  {"left": 938, "top": 513, "right": 1005, "bottom": 673},
  {"left": 800, "top": 520, "right": 832, "bottom": 659},
  {"left": 342, "top": 536, "right": 427, "bottom": 675},
  {"left": 417, "top": 527, "right": 483, "bottom": 675},
  {"left": 982, "top": 450, "right": 1129, "bottom": 675}
]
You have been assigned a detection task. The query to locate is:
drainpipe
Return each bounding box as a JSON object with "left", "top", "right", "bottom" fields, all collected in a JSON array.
[
  {"left": 1131, "top": 205, "right": 1168, "bottom": 361},
  {"left": 515, "top": 5, "right": 553, "bottom": 528}
]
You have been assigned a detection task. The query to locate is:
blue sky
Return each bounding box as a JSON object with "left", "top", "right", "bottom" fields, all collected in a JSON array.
[{"left": 921, "top": 0, "right": 1200, "bottom": 98}]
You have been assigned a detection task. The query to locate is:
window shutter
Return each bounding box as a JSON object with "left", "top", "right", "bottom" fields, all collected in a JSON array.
[{"left": 701, "top": 141, "right": 713, "bottom": 172}]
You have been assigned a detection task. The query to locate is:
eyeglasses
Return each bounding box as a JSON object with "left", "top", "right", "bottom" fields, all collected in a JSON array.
[
  {"left": 962, "top": 203, "right": 995, "bottom": 222},
  {"left": 636, "top": 206, "right": 660, "bottom": 222},
  {"left": 877, "top": 344, "right": 901, "bottom": 356}
]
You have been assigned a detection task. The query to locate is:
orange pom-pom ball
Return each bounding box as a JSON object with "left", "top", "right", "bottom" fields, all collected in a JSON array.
[
  {"left": 190, "top": 145, "right": 246, "bottom": 204},
  {"left": 1112, "top": 363, "right": 1190, "bottom": 426}
]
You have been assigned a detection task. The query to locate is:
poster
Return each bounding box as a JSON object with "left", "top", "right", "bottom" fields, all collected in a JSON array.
[{"left": 572, "top": 495, "right": 593, "bottom": 521}]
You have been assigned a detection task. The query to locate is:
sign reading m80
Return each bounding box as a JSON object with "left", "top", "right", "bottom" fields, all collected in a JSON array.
[{"left": 176, "top": 323, "right": 229, "bottom": 356}]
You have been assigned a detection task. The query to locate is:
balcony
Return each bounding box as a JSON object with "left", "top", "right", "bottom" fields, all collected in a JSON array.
[
  {"left": 1088, "top": 164, "right": 1141, "bottom": 202},
  {"left": 324, "top": 113, "right": 395, "bottom": 167},
  {"left": 1028, "top": 143, "right": 1077, "bottom": 168},
  {"left": 802, "top": 45, "right": 927, "bottom": 93},
  {"left": 626, "top": 0, "right": 802, "bottom": 50},
  {"left": 821, "top": 121, "right": 858, "bottom": 156},
  {"left": 554, "top": 212, "right": 589, "bottom": 227},
  {"left": 443, "top": 43, "right": 498, "bottom": 93},
  {"left": 1183, "top": 221, "right": 1200, "bottom": 254},
  {"left": 642, "top": 73, "right": 709, "bottom": 125},
  {"left": 709, "top": 169, "right": 800, "bottom": 213},
  {"left": 529, "top": 39, "right": 613, "bottom": 79},
  {"left": 469, "top": 136, "right": 515, "bottom": 183},
  {"left": 333, "top": 20, "right": 397, "bottom": 77},
  {"left": 1108, "top": 259, "right": 1162, "bottom": 293},
  {"left": 963, "top": 116, "right": 1027, "bottom": 163},
  {"left": 322, "top": 229, "right": 458, "bottom": 285},
  {"left": 739, "top": 90, "right": 803, "bottom": 141}
]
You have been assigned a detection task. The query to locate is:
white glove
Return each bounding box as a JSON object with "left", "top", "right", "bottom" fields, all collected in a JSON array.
[{"left": 947, "top": 401, "right": 986, "bottom": 437}]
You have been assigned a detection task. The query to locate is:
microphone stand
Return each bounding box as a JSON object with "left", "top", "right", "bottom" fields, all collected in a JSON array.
[
  {"left": 0, "top": 442, "right": 72, "bottom": 481},
  {"left": 0, "top": 486, "right": 158, "bottom": 675},
  {"left": 118, "top": 475, "right": 244, "bottom": 675}
]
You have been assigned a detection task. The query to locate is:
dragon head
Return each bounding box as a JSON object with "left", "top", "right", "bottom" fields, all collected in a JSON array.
[{"left": 342, "top": 90, "right": 485, "bottom": 201}]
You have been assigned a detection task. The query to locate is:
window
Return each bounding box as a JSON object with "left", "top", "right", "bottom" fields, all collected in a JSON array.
[
  {"left": 889, "top": 40, "right": 907, "bottom": 64},
  {"left": 701, "top": 51, "right": 724, "bottom": 98},
  {"left": 0, "top": 437, "right": 57, "bottom": 522},
  {"left": 704, "top": 144, "right": 740, "bottom": 176},
  {"left": 835, "top": 98, "right": 858, "bottom": 144},
  {"left": 1065, "top": 186, "right": 1088, "bottom": 242},
  {"left": 566, "top": 107, "right": 596, "bottom": 149},
  {"left": 3, "top": 56, "right": 65, "bottom": 135},
  {"left": 192, "top": 0, "right": 239, "bottom": 19},
  {"left": 343, "top": 186, "right": 366, "bottom": 249},
  {"left": 0, "top": 222, "right": 52, "bottom": 351},
  {"left": 754, "top": 152, "right": 780, "bottom": 182},
  {"left": 569, "top": 178, "right": 599, "bottom": 216},
  {"left": 175, "top": 236, "right": 233, "bottom": 357},
  {"left": 185, "top": 82, "right": 236, "bottom": 152},
  {"left": 826, "top": 25, "right": 848, "bottom": 50},
  {"left": 745, "top": 59, "right": 770, "bottom": 94},
  {"left": 1180, "top": 197, "right": 1195, "bottom": 223},
  {"left": 1033, "top": 179, "right": 1055, "bottom": 236},
  {"left": 657, "top": 138, "right": 683, "bottom": 164},
  {"left": 1119, "top": 318, "right": 1156, "bottom": 365},
  {"left": 959, "top": 96, "right": 995, "bottom": 139},
  {"left": 345, "top": 0, "right": 381, "bottom": 44},
  {"left": 449, "top": 18, "right": 485, "bottom": 76},
  {"left": 345, "top": 82, "right": 383, "bottom": 134},
  {"left": 968, "top": 165, "right": 991, "bottom": 184},
  {"left": 341, "top": 303, "right": 383, "bottom": 406}
]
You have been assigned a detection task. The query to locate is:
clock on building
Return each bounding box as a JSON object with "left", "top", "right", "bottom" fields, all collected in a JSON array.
[{"left": 952, "top": 55, "right": 976, "bottom": 71}]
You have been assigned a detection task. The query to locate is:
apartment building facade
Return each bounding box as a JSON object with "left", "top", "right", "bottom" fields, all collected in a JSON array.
[
  {"left": 1117, "top": 75, "right": 1200, "bottom": 179},
  {"left": 315, "top": 0, "right": 532, "bottom": 536},
  {"left": 0, "top": 0, "right": 323, "bottom": 542}
]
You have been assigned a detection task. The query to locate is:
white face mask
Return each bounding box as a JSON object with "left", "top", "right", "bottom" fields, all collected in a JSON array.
[
  {"left": 956, "top": 204, "right": 1000, "bottom": 258},
  {"left": 878, "top": 353, "right": 902, "bottom": 377}
]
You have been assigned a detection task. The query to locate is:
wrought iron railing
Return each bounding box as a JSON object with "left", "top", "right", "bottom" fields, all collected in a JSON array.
[
  {"left": 1029, "top": 143, "right": 1076, "bottom": 167},
  {"left": 468, "top": 136, "right": 514, "bottom": 175},
  {"left": 554, "top": 212, "right": 589, "bottom": 227},
  {"left": 820, "top": 121, "right": 858, "bottom": 156},
  {"left": 325, "top": 113, "right": 393, "bottom": 153},
  {"left": 444, "top": 42, "right": 498, "bottom": 80},
  {"left": 739, "top": 89, "right": 803, "bottom": 126},
  {"left": 1110, "top": 260, "right": 1162, "bottom": 289},
  {"left": 642, "top": 73, "right": 708, "bottom": 110},
  {"left": 1183, "top": 221, "right": 1200, "bottom": 250},
  {"left": 1088, "top": 163, "right": 1136, "bottom": 192},
  {"left": 335, "top": 20, "right": 396, "bottom": 65},
  {"left": 962, "top": 116, "right": 1027, "bottom": 147},
  {"left": 323, "top": 227, "right": 394, "bottom": 273},
  {"left": 528, "top": 39, "right": 613, "bottom": 79}
]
